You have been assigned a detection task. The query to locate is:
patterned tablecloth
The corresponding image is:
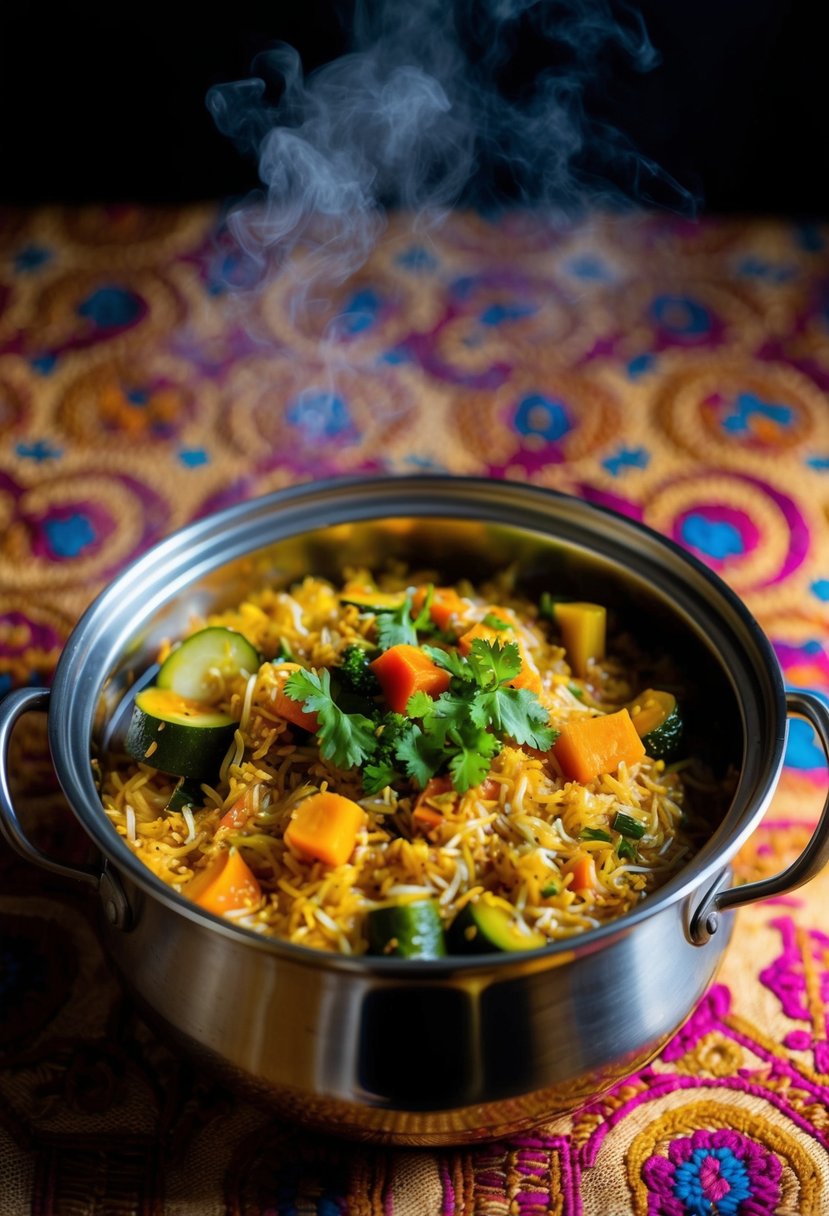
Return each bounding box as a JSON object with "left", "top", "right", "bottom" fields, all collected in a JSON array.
[{"left": 1, "top": 203, "right": 829, "bottom": 1215}]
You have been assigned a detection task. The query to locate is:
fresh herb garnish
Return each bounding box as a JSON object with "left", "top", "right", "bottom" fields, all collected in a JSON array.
[
  {"left": 285, "top": 638, "right": 557, "bottom": 796},
  {"left": 283, "top": 667, "right": 378, "bottom": 770},
  {"left": 613, "top": 811, "right": 646, "bottom": 839},
  {"left": 482, "top": 612, "right": 511, "bottom": 631},
  {"left": 581, "top": 827, "right": 613, "bottom": 843},
  {"left": 375, "top": 586, "right": 434, "bottom": 650}
]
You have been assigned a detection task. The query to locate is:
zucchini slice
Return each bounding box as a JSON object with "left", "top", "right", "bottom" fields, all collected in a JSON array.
[
  {"left": 157, "top": 626, "right": 261, "bottom": 701},
  {"left": 626, "top": 688, "right": 683, "bottom": 759},
  {"left": 166, "top": 776, "right": 205, "bottom": 812},
  {"left": 367, "top": 900, "right": 447, "bottom": 959},
  {"left": 125, "top": 687, "right": 236, "bottom": 779},
  {"left": 448, "top": 899, "right": 546, "bottom": 954},
  {"left": 340, "top": 590, "right": 408, "bottom": 613}
]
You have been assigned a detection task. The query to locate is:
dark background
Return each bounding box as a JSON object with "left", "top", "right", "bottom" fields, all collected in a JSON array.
[{"left": 0, "top": 2, "right": 822, "bottom": 216}]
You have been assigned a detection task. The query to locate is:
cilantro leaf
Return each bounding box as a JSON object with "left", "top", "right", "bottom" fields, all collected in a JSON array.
[
  {"left": 484, "top": 687, "right": 556, "bottom": 749},
  {"left": 375, "top": 595, "right": 417, "bottom": 649},
  {"left": 362, "top": 760, "right": 401, "bottom": 795},
  {"left": 482, "top": 612, "right": 511, "bottom": 631},
  {"left": 422, "top": 645, "right": 472, "bottom": 680},
  {"left": 394, "top": 723, "right": 446, "bottom": 787},
  {"left": 405, "top": 690, "right": 436, "bottom": 720},
  {"left": 282, "top": 667, "right": 378, "bottom": 769},
  {"left": 468, "top": 637, "right": 522, "bottom": 686},
  {"left": 449, "top": 746, "right": 495, "bottom": 793}
]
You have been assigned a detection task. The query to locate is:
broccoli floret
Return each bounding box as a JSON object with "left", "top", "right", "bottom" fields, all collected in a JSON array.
[
  {"left": 361, "top": 712, "right": 409, "bottom": 796},
  {"left": 339, "top": 643, "right": 381, "bottom": 696},
  {"left": 375, "top": 711, "right": 408, "bottom": 758}
]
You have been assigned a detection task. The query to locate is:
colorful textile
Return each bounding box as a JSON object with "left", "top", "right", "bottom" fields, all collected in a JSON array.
[{"left": 2, "top": 203, "right": 829, "bottom": 1214}]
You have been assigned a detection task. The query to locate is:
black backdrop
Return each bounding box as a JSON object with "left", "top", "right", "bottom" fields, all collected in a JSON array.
[{"left": 0, "top": 2, "right": 822, "bottom": 216}]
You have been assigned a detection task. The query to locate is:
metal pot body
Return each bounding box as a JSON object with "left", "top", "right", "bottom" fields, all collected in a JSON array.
[
  {"left": 100, "top": 863, "right": 733, "bottom": 1142},
  {"left": 3, "top": 476, "right": 828, "bottom": 1145}
]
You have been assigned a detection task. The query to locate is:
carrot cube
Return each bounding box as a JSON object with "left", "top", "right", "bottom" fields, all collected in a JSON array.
[{"left": 553, "top": 708, "right": 645, "bottom": 784}]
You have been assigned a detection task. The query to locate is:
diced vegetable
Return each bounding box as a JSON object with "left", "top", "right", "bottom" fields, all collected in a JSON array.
[
  {"left": 284, "top": 791, "right": 366, "bottom": 867},
  {"left": 219, "top": 789, "right": 255, "bottom": 831},
  {"left": 581, "top": 827, "right": 613, "bottom": 842},
  {"left": 552, "top": 602, "right": 606, "bottom": 678},
  {"left": 367, "top": 900, "right": 447, "bottom": 958},
  {"left": 458, "top": 619, "right": 505, "bottom": 654},
  {"left": 412, "top": 775, "right": 455, "bottom": 832},
  {"left": 270, "top": 663, "right": 321, "bottom": 733},
  {"left": 449, "top": 898, "right": 547, "bottom": 953},
  {"left": 125, "top": 687, "right": 236, "bottom": 779},
  {"left": 553, "top": 708, "right": 645, "bottom": 784},
  {"left": 166, "top": 776, "right": 204, "bottom": 812},
  {"left": 337, "top": 643, "right": 381, "bottom": 696},
  {"left": 613, "top": 810, "right": 646, "bottom": 839},
  {"left": 157, "top": 626, "right": 261, "bottom": 701},
  {"left": 185, "top": 846, "right": 261, "bottom": 915},
  {"left": 625, "top": 688, "right": 683, "bottom": 759},
  {"left": 370, "top": 644, "right": 451, "bottom": 713},
  {"left": 411, "top": 585, "right": 467, "bottom": 632},
  {"left": 563, "top": 852, "right": 598, "bottom": 892},
  {"left": 340, "top": 590, "right": 407, "bottom": 613}
]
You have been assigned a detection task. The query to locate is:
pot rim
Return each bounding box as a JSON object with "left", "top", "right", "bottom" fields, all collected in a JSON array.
[{"left": 48, "top": 474, "right": 787, "bottom": 974}]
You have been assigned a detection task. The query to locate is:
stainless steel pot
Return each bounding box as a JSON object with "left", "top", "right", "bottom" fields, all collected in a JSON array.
[{"left": 2, "top": 476, "right": 829, "bottom": 1146}]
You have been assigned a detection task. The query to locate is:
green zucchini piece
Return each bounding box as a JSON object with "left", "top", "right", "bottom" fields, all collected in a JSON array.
[
  {"left": 157, "top": 626, "right": 261, "bottom": 701},
  {"left": 341, "top": 591, "right": 407, "bottom": 613},
  {"left": 367, "top": 900, "right": 447, "bottom": 959},
  {"left": 166, "top": 776, "right": 205, "bottom": 812},
  {"left": 448, "top": 900, "right": 546, "bottom": 954},
  {"left": 125, "top": 687, "right": 236, "bottom": 779},
  {"left": 626, "top": 688, "right": 683, "bottom": 759}
]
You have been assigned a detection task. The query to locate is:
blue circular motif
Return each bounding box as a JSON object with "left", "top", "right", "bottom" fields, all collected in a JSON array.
[
  {"left": 77, "top": 286, "right": 141, "bottom": 329},
  {"left": 287, "top": 389, "right": 358, "bottom": 442},
  {"left": 513, "top": 394, "right": 571, "bottom": 442},
  {"left": 650, "top": 294, "right": 711, "bottom": 337},
  {"left": 680, "top": 514, "right": 745, "bottom": 559},
  {"left": 43, "top": 512, "right": 97, "bottom": 558},
  {"left": 673, "top": 1146, "right": 752, "bottom": 1216}
]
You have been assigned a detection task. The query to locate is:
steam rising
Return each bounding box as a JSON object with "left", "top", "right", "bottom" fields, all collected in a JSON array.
[{"left": 208, "top": 0, "right": 694, "bottom": 287}]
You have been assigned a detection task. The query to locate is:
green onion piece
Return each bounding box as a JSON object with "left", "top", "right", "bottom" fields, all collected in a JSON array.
[
  {"left": 581, "top": 827, "right": 613, "bottom": 843},
  {"left": 617, "top": 838, "right": 638, "bottom": 861},
  {"left": 482, "top": 613, "right": 511, "bottom": 631},
  {"left": 567, "top": 682, "right": 584, "bottom": 699},
  {"left": 539, "top": 592, "right": 556, "bottom": 620},
  {"left": 613, "top": 811, "right": 646, "bottom": 839},
  {"left": 541, "top": 882, "right": 559, "bottom": 898}
]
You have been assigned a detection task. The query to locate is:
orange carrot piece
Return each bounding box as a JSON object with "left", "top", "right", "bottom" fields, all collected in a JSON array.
[
  {"left": 411, "top": 586, "right": 467, "bottom": 632},
  {"left": 284, "top": 791, "right": 366, "bottom": 867},
  {"left": 563, "top": 852, "right": 598, "bottom": 892},
  {"left": 458, "top": 620, "right": 503, "bottom": 654},
  {"left": 370, "top": 644, "right": 451, "bottom": 713},
  {"left": 186, "top": 847, "right": 261, "bottom": 915},
  {"left": 272, "top": 663, "right": 320, "bottom": 733},
  {"left": 412, "top": 805, "right": 445, "bottom": 832},
  {"left": 218, "top": 791, "right": 253, "bottom": 831},
  {"left": 553, "top": 708, "right": 645, "bottom": 784}
]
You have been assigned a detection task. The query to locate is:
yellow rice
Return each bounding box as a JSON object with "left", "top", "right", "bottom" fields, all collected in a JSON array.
[{"left": 99, "top": 569, "right": 703, "bottom": 954}]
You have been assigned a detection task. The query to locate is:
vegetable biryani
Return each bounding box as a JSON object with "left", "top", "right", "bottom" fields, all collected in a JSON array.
[{"left": 101, "top": 569, "right": 704, "bottom": 957}]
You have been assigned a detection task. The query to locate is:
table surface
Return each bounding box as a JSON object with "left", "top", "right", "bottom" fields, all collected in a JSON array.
[{"left": 1, "top": 204, "right": 829, "bottom": 1214}]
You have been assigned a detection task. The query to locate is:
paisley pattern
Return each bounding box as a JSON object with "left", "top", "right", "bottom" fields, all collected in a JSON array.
[{"left": 1, "top": 206, "right": 829, "bottom": 1214}]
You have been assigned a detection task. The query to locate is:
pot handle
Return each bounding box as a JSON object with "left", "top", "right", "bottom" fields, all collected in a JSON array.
[
  {"left": 0, "top": 687, "right": 134, "bottom": 930},
  {"left": 690, "top": 689, "right": 829, "bottom": 945},
  {"left": 0, "top": 686, "right": 100, "bottom": 886}
]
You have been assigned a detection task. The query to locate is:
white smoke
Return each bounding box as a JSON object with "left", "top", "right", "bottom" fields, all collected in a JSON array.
[{"left": 207, "top": 0, "right": 694, "bottom": 288}]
